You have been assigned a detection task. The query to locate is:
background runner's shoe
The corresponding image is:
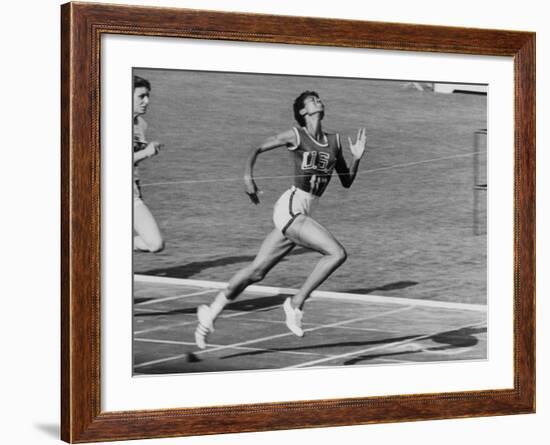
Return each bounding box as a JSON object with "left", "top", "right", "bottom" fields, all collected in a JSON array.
[
  {"left": 195, "top": 305, "right": 215, "bottom": 349},
  {"left": 283, "top": 298, "right": 304, "bottom": 337}
]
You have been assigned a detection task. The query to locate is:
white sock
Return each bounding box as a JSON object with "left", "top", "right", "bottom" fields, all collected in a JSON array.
[{"left": 209, "top": 292, "right": 229, "bottom": 319}]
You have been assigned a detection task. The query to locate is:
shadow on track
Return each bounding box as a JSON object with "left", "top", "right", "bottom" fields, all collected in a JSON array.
[
  {"left": 343, "top": 325, "right": 486, "bottom": 365},
  {"left": 221, "top": 334, "right": 421, "bottom": 359},
  {"left": 136, "top": 248, "right": 311, "bottom": 278},
  {"left": 220, "top": 325, "right": 486, "bottom": 364},
  {"left": 341, "top": 280, "right": 418, "bottom": 294}
]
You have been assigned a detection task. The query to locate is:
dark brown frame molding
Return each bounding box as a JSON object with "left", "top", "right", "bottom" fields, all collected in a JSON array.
[{"left": 61, "top": 2, "right": 536, "bottom": 442}]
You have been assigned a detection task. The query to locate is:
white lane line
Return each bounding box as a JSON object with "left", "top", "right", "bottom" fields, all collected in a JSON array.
[
  {"left": 134, "top": 274, "right": 486, "bottom": 312},
  {"left": 133, "top": 303, "right": 277, "bottom": 335},
  {"left": 135, "top": 288, "right": 216, "bottom": 307},
  {"left": 234, "top": 317, "right": 391, "bottom": 333},
  {"left": 141, "top": 151, "right": 486, "bottom": 187},
  {"left": 134, "top": 320, "right": 197, "bottom": 336},
  {"left": 285, "top": 321, "right": 487, "bottom": 369},
  {"left": 133, "top": 306, "right": 412, "bottom": 369},
  {"left": 134, "top": 338, "right": 326, "bottom": 357},
  {"left": 375, "top": 358, "right": 410, "bottom": 364},
  {"left": 329, "top": 325, "right": 400, "bottom": 333}
]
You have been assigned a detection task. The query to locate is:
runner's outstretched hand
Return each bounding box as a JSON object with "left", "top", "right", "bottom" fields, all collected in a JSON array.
[{"left": 348, "top": 128, "right": 367, "bottom": 160}]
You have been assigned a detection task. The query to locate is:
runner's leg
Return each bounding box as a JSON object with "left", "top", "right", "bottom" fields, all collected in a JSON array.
[
  {"left": 223, "top": 228, "right": 295, "bottom": 301},
  {"left": 134, "top": 201, "right": 164, "bottom": 252},
  {"left": 195, "top": 229, "right": 294, "bottom": 348},
  {"left": 285, "top": 215, "right": 347, "bottom": 310}
]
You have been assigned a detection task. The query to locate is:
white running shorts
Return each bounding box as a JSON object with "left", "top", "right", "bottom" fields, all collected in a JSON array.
[{"left": 273, "top": 186, "right": 319, "bottom": 234}]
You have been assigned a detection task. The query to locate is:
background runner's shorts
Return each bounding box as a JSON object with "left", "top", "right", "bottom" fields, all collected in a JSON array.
[{"left": 273, "top": 186, "right": 319, "bottom": 234}]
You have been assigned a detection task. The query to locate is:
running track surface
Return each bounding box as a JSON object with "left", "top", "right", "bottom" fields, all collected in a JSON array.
[{"left": 133, "top": 275, "right": 487, "bottom": 375}]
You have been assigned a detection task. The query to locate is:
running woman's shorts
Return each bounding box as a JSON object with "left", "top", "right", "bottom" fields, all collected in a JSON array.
[{"left": 273, "top": 186, "right": 319, "bottom": 234}]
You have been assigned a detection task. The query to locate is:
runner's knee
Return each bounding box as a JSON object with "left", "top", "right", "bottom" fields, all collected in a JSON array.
[{"left": 329, "top": 245, "right": 347, "bottom": 266}]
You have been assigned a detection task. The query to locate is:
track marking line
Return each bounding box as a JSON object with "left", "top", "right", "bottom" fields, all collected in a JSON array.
[
  {"left": 220, "top": 317, "right": 390, "bottom": 332},
  {"left": 134, "top": 338, "right": 327, "bottom": 357},
  {"left": 134, "top": 308, "right": 168, "bottom": 314},
  {"left": 375, "top": 358, "right": 410, "bottom": 364},
  {"left": 133, "top": 306, "right": 412, "bottom": 369},
  {"left": 413, "top": 343, "right": 475, "bottom": 356},
  {"left": 134, "top": 275, "right": 486, "bottom": 312},
  {"left": 140, "top": 151, "right": 487, "bottom": 188},
  {"left": 135, "top": 288, "right": 216, "bottom": 306},
  {"left": 134, "top": 301, "right": 279, "bottom": 335},
  {"left": 328, "top": 325, "right": 401, "bottom": 333},
  {"left": 285, "top": 321, "right": 487, "bottom": 369}
]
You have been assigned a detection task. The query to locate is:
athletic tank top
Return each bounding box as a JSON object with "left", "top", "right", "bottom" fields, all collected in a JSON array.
[
  {"left": 289, "top": 126, "right": 341, "bottom": 197},
  {"left": 133, "top": 116, "right": 148, "bottom": 153}
]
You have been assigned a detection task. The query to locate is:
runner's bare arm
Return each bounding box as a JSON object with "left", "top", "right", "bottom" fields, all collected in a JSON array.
[
  {"left": 336, "top": 128, "right": 367, "bottom": 188},
  {"left": 133, "top": 141, "right": 163, "bottom": 165},
  {"left": 244, "top": 129, "right": 297, "bottom": 204}
]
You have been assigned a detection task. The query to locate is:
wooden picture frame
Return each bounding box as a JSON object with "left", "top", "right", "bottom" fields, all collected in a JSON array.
[{"left": 61, "top": 2, "right": 535, "bottom": 442}]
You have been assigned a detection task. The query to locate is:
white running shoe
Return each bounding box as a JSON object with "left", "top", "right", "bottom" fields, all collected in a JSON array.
[
  {"left": 283, "top": 297, "right": 304, "bottom": 337},
  {"left": 195, "top": 305, "right": 215, "bottom": 349}
]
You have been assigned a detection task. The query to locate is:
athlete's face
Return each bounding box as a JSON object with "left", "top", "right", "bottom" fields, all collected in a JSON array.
[
  {"left": 133, "top": 87, "right": 150, "bottom": 116},
  {"left": 301, "top": 95, "right": 324, "bottom": 117}
]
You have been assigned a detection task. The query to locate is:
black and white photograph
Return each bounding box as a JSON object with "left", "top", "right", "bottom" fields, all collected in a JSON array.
[
  {"left": 4, "top": 0, "right": 547, "bottom": 443},
  {"left": 132, "top": 68, "right": 487, "bottom": 375}
]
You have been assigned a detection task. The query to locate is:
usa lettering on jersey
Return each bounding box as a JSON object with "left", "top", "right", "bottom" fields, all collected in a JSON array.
[{"left": 300, "top": 151, "right": 331, "bottom": 172}]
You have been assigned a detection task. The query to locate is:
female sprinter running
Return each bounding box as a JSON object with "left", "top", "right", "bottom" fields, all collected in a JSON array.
[
  {"left": 195, "top": 90, "right": 367, "bottom": 348},
  {"left": 133, "top": 75, "right": 164, "bottom": 253}
]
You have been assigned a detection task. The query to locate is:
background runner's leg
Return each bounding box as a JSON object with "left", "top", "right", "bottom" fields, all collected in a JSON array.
[
  {"left": 134, "top": 201, "right": 164, "bottom": 252},
  {"left": 285, "top": 215, "right": 347, "bottom": 310}
]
